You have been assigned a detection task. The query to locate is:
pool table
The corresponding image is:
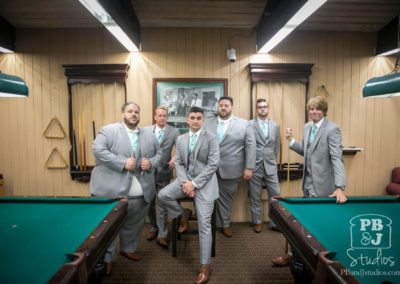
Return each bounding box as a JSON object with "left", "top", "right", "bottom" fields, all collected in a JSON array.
[
  {"left": 0, "top": 197, "right": 128, "bottom": 284},
  {"left": 269, "top": 197, "right": 400, "bottom": 284}
]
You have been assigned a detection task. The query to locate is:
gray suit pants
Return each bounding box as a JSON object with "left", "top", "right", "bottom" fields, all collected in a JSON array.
[
  {"left": 158, "top": 180, "right": 215, "bottom": 266},
  {"left": 104, "top": 197, "right": 150, "bottom": 263},
  {"left": 248, "top": 165, "right": 280, "bottom": 226},
  {"left": 147, "top": 179, "right": 170, "bottom": 233},
  {"left": 216, "top": 177, "right": 241, "bottom": 228}
]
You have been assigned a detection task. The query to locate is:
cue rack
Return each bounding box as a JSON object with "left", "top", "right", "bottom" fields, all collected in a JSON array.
[{"left": 63, "top": 64, "right": 129, "bottom": 182}]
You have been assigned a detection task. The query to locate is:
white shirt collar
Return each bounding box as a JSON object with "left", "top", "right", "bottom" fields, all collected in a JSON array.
[
  {"left": 313, "top": 117, "right": 324, "bottom": 129},
  {"left": 217, "top": 114, "right": 233, "bottom": 124},
  {"left": 124, "top": 123, "right": 138, "bottom": 134},
  {"left": 190, "top": 128, "right": 202, "bottom": 137},
  {"left": 155, "top": 124, "right": 166, "bottom": 131}
]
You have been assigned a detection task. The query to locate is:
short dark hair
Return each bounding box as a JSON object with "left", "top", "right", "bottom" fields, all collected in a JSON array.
[
  {"left": 187, "top": 106, "right": 203, "bottom": 116},
  {"left": 218, "top": 96, "right": 233, "bottom": 105},
  {"left": 256, "top": 98, "right": 267, "bottom": 104},
  {"left": 121, "top": 102, "right": 140, "bottom": 112}
]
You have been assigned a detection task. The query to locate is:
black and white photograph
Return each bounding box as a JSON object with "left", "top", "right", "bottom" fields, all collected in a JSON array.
[{"left": 153, "top": 78, "right": 227, "bottom": 132}]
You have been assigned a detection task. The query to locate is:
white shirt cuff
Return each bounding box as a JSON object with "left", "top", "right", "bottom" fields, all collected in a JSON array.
[{"left": 289, "top": 138, "right": 295, "bottom": 147}]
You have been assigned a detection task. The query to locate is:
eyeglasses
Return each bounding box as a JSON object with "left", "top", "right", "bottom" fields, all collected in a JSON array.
[{"left": 256, "top": 106, "right": 269, "bottom": 109}]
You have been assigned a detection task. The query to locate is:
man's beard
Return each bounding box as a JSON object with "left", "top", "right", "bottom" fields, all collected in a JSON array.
[
  {"left": 258, "top": 113, "right": 268, "bottom": 119},
  {"left": 124, "top": 117, "right": 139, "bottom": 129},
  {"left": 218, "top": 110, "right": 232, "bottom": 119}
]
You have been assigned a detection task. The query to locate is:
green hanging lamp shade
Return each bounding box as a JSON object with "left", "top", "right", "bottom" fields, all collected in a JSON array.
[
  {"left": 0, "top": 72, "right": 29, "bottom": 98},
  {"left": 363, "top": 72, "right": 400, "bottom": 98}
]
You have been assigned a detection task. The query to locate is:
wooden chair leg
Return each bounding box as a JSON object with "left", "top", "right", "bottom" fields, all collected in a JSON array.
[
  {"left": 211, "top": 201, "right": 216, "bottom": 257},
  {"left": 172, "top": 217, "right": 177, "bottom": 257}
]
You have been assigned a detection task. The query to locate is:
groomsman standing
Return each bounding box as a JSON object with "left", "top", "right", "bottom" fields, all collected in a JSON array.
[
  {"left": 248, "top": 99, "right": 281, "bottom": 233},
  {"left": 157, "top": 106, "right": 219, "bottom": 284},
  {"left": 144, "top": 106, "right": 180, "bottom": 247},
  {"left": 203, "top": 96, "right": 256, "bottom": 238},
  {"left": 90, "top": 102, "right": 162, "bottom": 274}
]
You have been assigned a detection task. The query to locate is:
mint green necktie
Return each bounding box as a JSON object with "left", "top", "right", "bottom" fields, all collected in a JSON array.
[
  {"left": 131, "top": 131, "right": 138, "bottom": 153},
  {"left": 157, "top": 129, "right": 164, "bottom": 144},
  {"left": 261, "top": 121, "right": 268, "bottom": 138},
  {"left": 309, "top": 125, "right": 317, "bottom": 144},
  {"left": 189, "top": 134, "right": 197, "bottom": 153},
  {"left": 217, "top": 121, "right": 224, "bottom": 144}
]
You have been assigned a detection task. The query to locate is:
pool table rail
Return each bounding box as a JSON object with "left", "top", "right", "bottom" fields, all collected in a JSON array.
[
  {"left": 269, "top": 196, "right": 359, "bottom": 283},
  {"left": 48, "top": 197, "right": 128, "bottom": 283}
]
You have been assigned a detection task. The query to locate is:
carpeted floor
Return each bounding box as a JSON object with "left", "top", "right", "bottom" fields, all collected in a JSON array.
[{"left": 103, "top": 222, "right": 294, "bottom": 284}]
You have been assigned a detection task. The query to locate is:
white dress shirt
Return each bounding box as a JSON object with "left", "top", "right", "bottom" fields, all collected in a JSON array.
[{"left": 124, "top": 123, "right": 143, "bottom": 197}]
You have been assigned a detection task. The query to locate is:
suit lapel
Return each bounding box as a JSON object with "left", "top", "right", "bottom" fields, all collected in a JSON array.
[
  {"left": 160, "top": 124, "right": 171, "bottom": 145},
  {"left": 267, "top": 120, "right": 272, "bottom": 143},
  {"left": 309, "top": 119, "right": 327, "bottom": 152},
  {"left": 120, "top": 123, "right": 134, "bottom": 157},
  {"left": 222, "top": 116, "right": 235, "bottom": 143},
  {"left": 193, "top": 131, "right": 205, "bottom": 161},
  {"left": 135, "top": 127, "right": 143, "bottom": 161},
  {"left": 182, "top": 133, "right": 190, "bottom": 166}
]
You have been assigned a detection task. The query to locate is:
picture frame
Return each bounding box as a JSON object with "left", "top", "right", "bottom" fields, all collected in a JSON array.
[{"left": 153, "top": 78, "right": 228, "bottom": 132}]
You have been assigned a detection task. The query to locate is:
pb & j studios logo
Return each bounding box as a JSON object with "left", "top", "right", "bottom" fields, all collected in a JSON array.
[{"left": 346, "top": 214, "right": 395, "bottom": 268}]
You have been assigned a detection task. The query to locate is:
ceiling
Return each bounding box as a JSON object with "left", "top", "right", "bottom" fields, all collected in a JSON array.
[{"left": 0, "top": 0, "right": 399, "bottom": 32}]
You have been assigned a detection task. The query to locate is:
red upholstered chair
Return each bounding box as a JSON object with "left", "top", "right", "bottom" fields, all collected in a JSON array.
[{"left": 386, "top": 167, "right": 400, "bottom": 195}]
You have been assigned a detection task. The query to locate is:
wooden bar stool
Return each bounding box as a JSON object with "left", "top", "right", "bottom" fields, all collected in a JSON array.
[{"left": 171, "top": 197, "right": 216, "bottom": 257}]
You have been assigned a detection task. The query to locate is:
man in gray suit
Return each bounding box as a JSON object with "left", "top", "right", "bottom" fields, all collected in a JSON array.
[
  {"left": 90, "top": 102, "right": 162, "bottom": 274},
  {"left": 144, "top": 106, "right": 180, "bottom": 247},
  {"left": 158, "top": 106, "right": 219, "bottom": 284},
  {"left": 203, "top": 96, "right": 256, "bottom": 238},
  {"left": 272, "top": 96, "right": 347, "bottom": 266},
  {"left": 248, "top": 99, "right": 281, "bottom": 233}
]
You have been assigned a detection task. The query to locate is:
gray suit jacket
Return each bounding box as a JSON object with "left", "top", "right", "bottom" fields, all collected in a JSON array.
[
  {"left": 174, "top": 129, "right": 220, "bottom": 202},
  {"left": 250, "top": 119, "right": 280, "bottom": 175},
  {"left": 203, "top": 115, "right": 256, "bottom": 179},
  {"left": 90, "top": 122, "right": 162, "bottom": 202},
  {"left": 290, "top": 118, "right": 346, "bottom": 196},
  {"left": 144, "top": 124, "right": 180, "bottom": 183}
]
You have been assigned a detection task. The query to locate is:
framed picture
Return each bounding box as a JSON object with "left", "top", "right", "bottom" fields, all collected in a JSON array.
[{"left": 153, "top": 78, "right": 228, "bottom": 132}]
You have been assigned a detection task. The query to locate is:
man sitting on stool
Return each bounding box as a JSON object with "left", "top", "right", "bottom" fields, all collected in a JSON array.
[{"left": 158, "top": 106, "right": 219, "bottom": 284}]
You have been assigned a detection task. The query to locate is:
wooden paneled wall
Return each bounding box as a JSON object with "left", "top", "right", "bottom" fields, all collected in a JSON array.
[{"left": 0, "top": 27, "right": 399, "bottom": 222}]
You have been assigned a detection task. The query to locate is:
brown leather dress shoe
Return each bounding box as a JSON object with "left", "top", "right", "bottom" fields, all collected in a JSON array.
[
  {"left": 120, "top": 251, "right": 142, "bottom": 261},
  {"left": 271, "top": 254, "right": 292, "bottom": 266},
  {"left": 253, "top": 224, "right": 262, "bottom": 233},
  {"left": 146, "top": 230, "right": 158, "bottom": 241},
  {"left": 195, "top": 265, "right": 211, "bottom": 284},
  {"left": 156, "top": 237, "right": 169, "bottom": 249},
  {"left": 178, "top": 209, "right": 192, "bottom": 233},
  {"left": 106, "top": 262, "right": 112, "bottom": 275},
  {"left": 221, "top": 227, "right": 233, "bottom": 238}
]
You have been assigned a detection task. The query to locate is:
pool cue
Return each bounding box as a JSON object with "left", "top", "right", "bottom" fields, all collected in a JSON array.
[
  {"left": 279, "top": 83, "right": 283, "bottom": 170},
  {"left": 91, "top": 85, "right": 96, "bottom": 139},
  {"left": 78, "top": 115, "right": 83, "bottom": 171},
  {"left": 285, "top": 142, "right": 291, "bottom": 254},
  {"left": 72, "top": 119, "right": 78, "bottom": 170},
  {"left": 92, "top": 111, "right": 96, "bottom": 139},
  {"left": 102, "top": 84, "right": 105, "bottom": 126},
  {"left": 83, "top": 111, "right": 87, "bottom": 171}
]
